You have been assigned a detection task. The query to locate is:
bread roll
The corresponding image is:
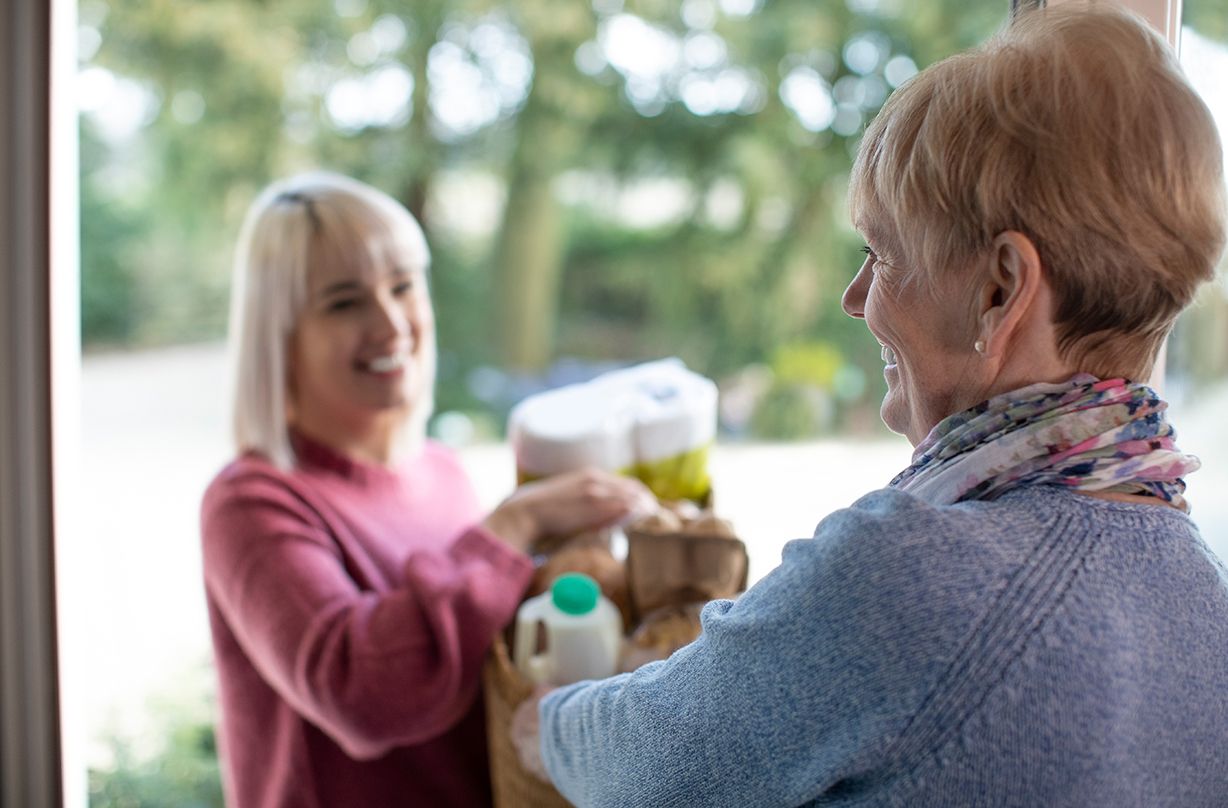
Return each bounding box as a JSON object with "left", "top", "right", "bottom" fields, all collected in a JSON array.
[
  {"left": 628, "top": 508, "right": 684, "bottom": 535},
  {"left": 684, "top": 511, "right": 736, "bottom": 539},
  {"left": 527, "top": 545, "right": 631, "bottom": 629},
  {"left": 661, "top": 498, "right": 703, "bottom": 522},
  {"left": 620, "top": 601, "right": 705, "bottom": 671}
]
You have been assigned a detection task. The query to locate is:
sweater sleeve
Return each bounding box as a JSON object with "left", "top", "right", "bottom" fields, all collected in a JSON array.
[
  {"left": 539, "top": 489, "right": 1007, "bottom": 807},
  {"left": 201, "top": 469, "right": 533, "bottom": 760}
]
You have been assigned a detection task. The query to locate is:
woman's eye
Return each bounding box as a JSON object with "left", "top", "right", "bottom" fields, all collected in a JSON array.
[
  {"left": 392, "top": 281, "right": 415, "bottom": 296},
  {"left": 326, "top": 298, "right": 359, "bottom": 313}
]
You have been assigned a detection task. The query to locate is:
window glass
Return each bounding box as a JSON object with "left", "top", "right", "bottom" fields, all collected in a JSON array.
[{"left": 94, "top": 1, "right": 1228, "bottom": 802}]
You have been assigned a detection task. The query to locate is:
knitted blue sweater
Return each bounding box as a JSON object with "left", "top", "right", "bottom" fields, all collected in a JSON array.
[{"left": 540, "top": 486, "right": 1228, "bottom": 807}]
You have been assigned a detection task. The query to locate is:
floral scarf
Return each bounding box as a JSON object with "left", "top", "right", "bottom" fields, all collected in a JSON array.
[{"left": 889, "top": 375, "right": 1199, "bottom": 512}]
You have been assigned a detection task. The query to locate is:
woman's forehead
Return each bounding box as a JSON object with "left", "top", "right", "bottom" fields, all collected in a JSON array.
[
  {"left": 305, "top": 239, "right": 420, "bottom": 293},
  {"left": 855, "top": 213, "right": 901, "bottom": 248}
]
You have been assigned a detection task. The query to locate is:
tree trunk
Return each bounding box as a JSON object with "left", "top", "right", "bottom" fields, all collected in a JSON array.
[
  {"left": 402, "top": 0, "right": 446, "bottom": 227},
  {"left": 490, "top": 20, "right": 581, "bottom": 373},
  {"left": 493, "top": 150, "right": 564, "bottom": 372}
]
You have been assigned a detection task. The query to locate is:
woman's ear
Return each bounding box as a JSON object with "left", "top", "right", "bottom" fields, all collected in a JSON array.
[{"left": 976, "top": 231, "right": 1045, "bottom": 358}]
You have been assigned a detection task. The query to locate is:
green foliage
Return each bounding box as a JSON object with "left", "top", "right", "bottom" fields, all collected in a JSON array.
[
  {"left": 773, "top": 342, "right": 844, "bottom": 388},
  {"left": 88, "top": 660, "right": 224, "bottom": 807},
  {"left": 751, "top": 382, "right": 832, "bottom": 440},
  {"left": 1186, "top": 0, "right": 1228, "bottom": 40},
  {"left": 79, "top": 0, "right": 1228, "bottom": 407},
  {"left": 430, "top": 240, "right": 499, "bottom": 413},
  {"left": 89, "top": 693, "right": 223, "bottom": 808},
  {"left": 89, "top": 721, "right": 223, "bottom": 808},
  {"left": 79, "top": 0, "right": 1011, "bottom": 383}
]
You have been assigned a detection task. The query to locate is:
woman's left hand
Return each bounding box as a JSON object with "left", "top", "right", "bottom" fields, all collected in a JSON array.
[{"left": 482, "top": 469, "right": 656, "bottom": 553}]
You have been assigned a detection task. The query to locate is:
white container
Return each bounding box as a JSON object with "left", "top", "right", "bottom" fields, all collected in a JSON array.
[
  {"left": 513, "top": 573, "right": 622, "bottom": 686},
  {"left": 507, "top": 383, "right": 637, "bottom": 480},
  {"left": 594, "top": 359, "right": 718, "bottom": 467},
  {"left": 507, "top": 358, "right": 717, "bottom": 484}
]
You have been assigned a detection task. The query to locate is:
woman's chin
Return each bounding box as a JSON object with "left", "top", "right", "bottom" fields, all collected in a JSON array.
[
  {"left": 881, "top": 398, "right": 927, "bottom": 448},
  {"left": 879, "top": 393, "right": 905, "bottom": 434}
]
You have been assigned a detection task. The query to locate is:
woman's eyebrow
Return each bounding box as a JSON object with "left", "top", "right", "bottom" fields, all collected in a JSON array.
[
  {"left": 855, "top": 220, "right": 885, "bottom": 245},
  {"left": 316, "top": 280, "right": 363, "bottom": 298},
  {"left": 856, "top": 224, "right": 904, "bottom": 261},
  {"left": 389, "top": 264, "right": 425, "bottom": 279}
]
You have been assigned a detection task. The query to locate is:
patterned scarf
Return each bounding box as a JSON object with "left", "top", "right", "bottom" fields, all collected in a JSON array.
[{"left": 889, "top": 375, "right": 1199, "bottom": 512}]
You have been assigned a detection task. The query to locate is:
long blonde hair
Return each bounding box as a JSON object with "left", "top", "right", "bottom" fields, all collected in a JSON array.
[{"left": 228, "top": 172, "right": 434, "bottom": 468}]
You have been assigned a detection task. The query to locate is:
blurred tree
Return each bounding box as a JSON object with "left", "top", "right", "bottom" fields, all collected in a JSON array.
[
  {"left": 488, "top": 0, "right": 600, "bottom": 371},
  {"left": 81, "top": 0, "right": 1004, "bottom": 361},
  {"left": 79, "top": 125, "right": 146, "bottom": 345},
  {"left": 89, "top": 719, "right": 223, "bottom": 808},
  {"left": 80, "top": 0, "right": 1228, "bottom": 425},
  {"left": 544, "top": 0, "right": 1005, "bottom": 379},
  {"left": 1187, "top": 0, "right": 1228, "bottom": 38},
  {"left": 88, "top": 689, "right": 223, "bottom": 808}
]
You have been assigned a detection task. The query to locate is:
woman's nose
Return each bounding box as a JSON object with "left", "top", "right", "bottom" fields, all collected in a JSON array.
[
  {"left": 841, "top": 262, "right": 870, "bottom": 319},
  {"left": 370, "top": 293, "right": 411, "bottom": 342}
]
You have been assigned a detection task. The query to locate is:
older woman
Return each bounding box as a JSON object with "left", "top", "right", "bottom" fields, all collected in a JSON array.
[
  {"left": 540, "top": 5, "right": 1228, "bottom": 806},
  {"left": 200, "top": 172, "right": 650, "bottom": 807}
]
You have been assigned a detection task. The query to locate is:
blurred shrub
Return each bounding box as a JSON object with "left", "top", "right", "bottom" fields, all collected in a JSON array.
[
  {"left": 741, "top": 340, "right": 881, "bottom": 439},
  {"left": 750, "top": 382, "right": 832, "bottom": 439},
  {"left": 89, "top": 718, "right": 223, "bottom": 808},
  {"left": 88, "top": 662, "right": 223, "bottom": 808}
]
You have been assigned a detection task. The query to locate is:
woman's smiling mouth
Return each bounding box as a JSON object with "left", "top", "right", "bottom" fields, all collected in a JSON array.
[
  {"left": 362, "top": 354, "right": 407, "bottom": 375},
  {"left": 879, "top": 341, "right": 898, "bottom": 369}
]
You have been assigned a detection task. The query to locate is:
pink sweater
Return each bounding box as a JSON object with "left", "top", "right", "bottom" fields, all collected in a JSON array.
[{"left": 200, "top": 434, "right": 533, "bottom": 808}]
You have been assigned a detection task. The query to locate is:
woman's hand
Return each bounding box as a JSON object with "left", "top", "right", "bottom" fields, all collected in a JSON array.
[
  {"left": 510, "top": 684, "right": 556, "bottom": 782},
  {"left": 482, "top": 469, "right": 656, "bottom": 554}
]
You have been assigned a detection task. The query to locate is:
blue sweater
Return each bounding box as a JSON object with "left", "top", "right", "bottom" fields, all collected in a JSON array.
[{"left": 540, "top": 486, "right": 1228, "bottom": 807}]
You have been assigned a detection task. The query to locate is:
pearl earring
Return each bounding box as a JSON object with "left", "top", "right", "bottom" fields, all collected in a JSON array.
[{"left": 974, "top": 340, "right": 986, "bottom": 355}]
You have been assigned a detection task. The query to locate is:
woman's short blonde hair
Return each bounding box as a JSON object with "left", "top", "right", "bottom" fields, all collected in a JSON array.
[
  {"left": 229, "top": 171, "right": 433, "bottom": 468},
  {"left": 849, "top": 1, "right": 1227, "bottom": 380}
]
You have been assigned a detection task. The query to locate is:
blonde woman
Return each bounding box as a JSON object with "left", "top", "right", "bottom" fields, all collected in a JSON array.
[
  {"left": 540, "top": 5, "right": 1228, "bottom": 806},
  {"left": 201, "top": 172, "right": 651, "bottom": 807}
]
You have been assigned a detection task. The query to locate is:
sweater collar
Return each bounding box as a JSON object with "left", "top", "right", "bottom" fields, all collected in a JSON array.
[{"left": 289, "top": 429, "right": 407, "bottom": 486}]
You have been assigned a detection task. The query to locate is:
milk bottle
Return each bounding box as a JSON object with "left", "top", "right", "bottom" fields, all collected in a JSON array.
[{"left": 513, "top": 573, "right": 622, "bottom": 686}]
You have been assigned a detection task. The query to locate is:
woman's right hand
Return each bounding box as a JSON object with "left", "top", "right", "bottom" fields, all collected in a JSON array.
[{"left": 481, "top": 469, "right": 656, "bottom": 554}]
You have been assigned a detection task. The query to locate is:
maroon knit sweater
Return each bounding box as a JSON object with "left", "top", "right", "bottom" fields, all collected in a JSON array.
[{"left": 201, "top": 434, "right": 532, "bottom": 807}]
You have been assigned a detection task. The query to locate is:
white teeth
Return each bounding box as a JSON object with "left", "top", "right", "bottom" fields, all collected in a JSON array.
[
  {"left": 881, "top": 344, "right": 897, "bottom": 365},
  {"left": 367, "top": 355, "right": 405, "bottom": 373}
]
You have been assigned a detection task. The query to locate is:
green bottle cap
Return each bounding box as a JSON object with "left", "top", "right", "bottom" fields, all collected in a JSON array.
[{"left": 551, "top": 573, "right": 599, "bottom": 616}]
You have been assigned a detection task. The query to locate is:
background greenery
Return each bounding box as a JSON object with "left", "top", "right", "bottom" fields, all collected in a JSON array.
[
  {"left": 79, "top": 0, "right": 1017, "bottom": 443},
  {"left": 78, "top": 0, "right": 1228, "bottom": 441}
]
